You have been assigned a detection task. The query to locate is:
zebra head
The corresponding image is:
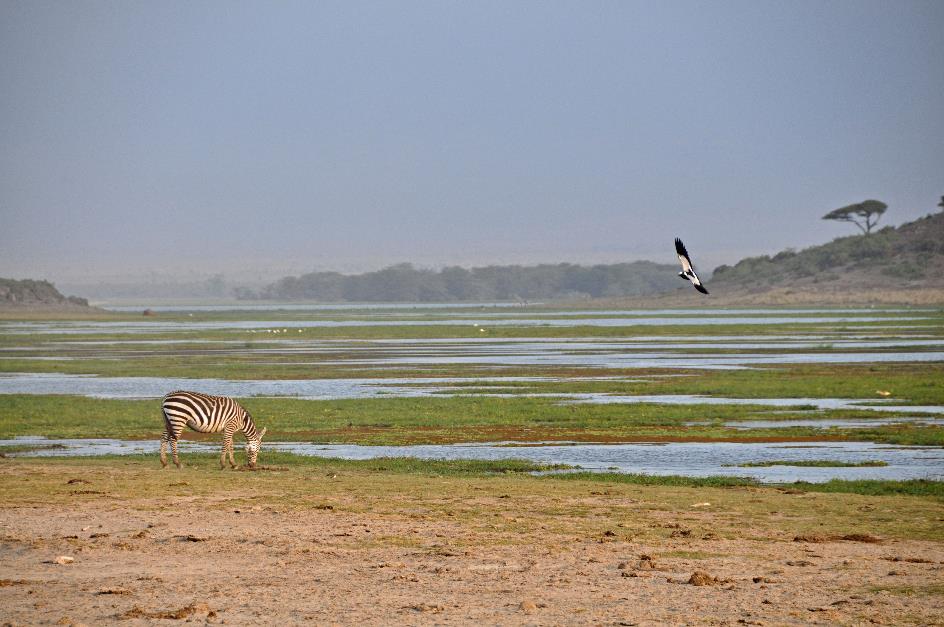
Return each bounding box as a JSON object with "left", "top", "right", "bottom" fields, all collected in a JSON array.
[{"left": 245, "top": 427, "right": 267, "bottom": 468}]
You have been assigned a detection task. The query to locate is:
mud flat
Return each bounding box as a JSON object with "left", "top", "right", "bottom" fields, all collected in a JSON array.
[{"left": 1, "top": 458, "right": 942, "bottom": 625}]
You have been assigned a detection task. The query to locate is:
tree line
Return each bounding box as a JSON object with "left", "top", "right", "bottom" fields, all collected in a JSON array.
[{"left": 238, "top": 261, "right": 681, "bottom": 302}]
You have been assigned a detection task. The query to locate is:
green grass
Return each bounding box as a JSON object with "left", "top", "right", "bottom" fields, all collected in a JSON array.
[
  {"left": 6, "top": 451, "right": 942, "bottom": 500},
  {"left": 13, "top": 451, "right": 572, "bottom": 477},
  {"left": 0, "top": 443, "right": 68, "bottom": 454},
  {"left": 546, "top": 471, "right": 758, "bottom": 488},
  {"left": 788, "top": 478, "right": 944, "bottom": 499},
  {"left": 731, "top": 460, "right": 889, "bottom": 468},
  {"left": 2, "top": 393, "right": 942, "bottom": 445},
  {"left": 551, "top": 471, "right": 944, "bottom": 499}
]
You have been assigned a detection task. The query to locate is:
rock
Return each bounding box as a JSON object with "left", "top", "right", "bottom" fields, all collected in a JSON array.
[
  {"left": 52, "top": 556, "right": 74, "bottom": 565},
  {"left": 520, "top": 600, "right": 538, "bottom": 613},
  {"left": 786, "top": 560, "right": 814, "bottom": 567},
  {"left": 637, "top": 555, "right": 658, "bottom": 570},
  {"left": 406, "top": 603, "right": 444, "bottom": 613},
  {"left": 688, "top": 571, "right": 718, "bottom": 586}
]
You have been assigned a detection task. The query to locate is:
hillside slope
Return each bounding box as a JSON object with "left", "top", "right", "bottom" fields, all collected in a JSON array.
[
  {"left": 709, "top": 212, "right": 944, "bottom": 295},
  {"left": 0, "top": 279, "right": 93, "bottom": 309}
]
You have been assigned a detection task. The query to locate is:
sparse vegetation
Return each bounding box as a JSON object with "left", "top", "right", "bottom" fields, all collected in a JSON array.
[
  {"left": 731, "top": 460, "right": 888, "bottom": 468},
  {"left": 711, "top": 212, "right": 944, "bottom": 294}
]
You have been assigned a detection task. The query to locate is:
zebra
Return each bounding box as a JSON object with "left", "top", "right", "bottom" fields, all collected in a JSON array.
[{"left": 160, "top": 391, "right": 267, "bottom": 469}]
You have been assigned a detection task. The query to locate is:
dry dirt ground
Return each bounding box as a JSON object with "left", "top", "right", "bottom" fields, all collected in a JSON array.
[{"left": 1, "top": 460, "right": 943, "bottom": 626}]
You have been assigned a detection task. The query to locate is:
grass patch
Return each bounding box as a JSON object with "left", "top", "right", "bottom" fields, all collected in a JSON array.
[
  {"left": 731, "top": 460, "right": 889, "bottom": 468},
  {"left": 2, "top": 393, "right": 942, "bottom": 446},
  {"left": 545, "top": 471, "right": 759, "bottom": 488},
  {"left": 787, "top": 478, "right": 944, "bottom": 499},
  {"left": 0, "top": 443, "right": 68, "bottom": 454}
]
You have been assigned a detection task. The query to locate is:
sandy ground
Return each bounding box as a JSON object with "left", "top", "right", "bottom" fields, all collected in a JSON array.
[{"left": 1, "top": 464, "right": 943, "bottom": 626}]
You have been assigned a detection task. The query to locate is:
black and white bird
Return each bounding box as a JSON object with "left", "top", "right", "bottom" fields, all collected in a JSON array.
[{"left": 674, "top": 238, "right": 709, "bottom": 295}]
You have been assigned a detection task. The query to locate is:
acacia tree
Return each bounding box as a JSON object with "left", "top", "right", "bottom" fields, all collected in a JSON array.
[{"left": 822, "top": 199, "right": 888, "bottom": 235}]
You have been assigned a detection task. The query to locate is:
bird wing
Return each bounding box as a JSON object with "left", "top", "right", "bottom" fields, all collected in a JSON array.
[{"left": 674, "top": 238, "right": 694, "bottom": 274}]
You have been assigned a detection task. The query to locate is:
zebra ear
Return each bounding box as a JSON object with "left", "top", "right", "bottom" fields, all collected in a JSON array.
[{"left": 258, "top": 427, "right": 267, "bottom": 440}]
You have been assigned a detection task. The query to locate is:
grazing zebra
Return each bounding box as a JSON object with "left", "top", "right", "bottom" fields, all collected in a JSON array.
[{"left": 160, "top": 391, "right": 267, "bottom": 469}]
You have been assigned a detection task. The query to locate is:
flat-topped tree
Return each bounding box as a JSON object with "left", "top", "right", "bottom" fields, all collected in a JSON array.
[{"left": 822, "top": 199, "right": 887, "bottom": 235}]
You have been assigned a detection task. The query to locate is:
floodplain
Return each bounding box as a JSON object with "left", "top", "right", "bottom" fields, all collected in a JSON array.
[{"left": 1, "top": 303, "right": 942, "bottom": 624}]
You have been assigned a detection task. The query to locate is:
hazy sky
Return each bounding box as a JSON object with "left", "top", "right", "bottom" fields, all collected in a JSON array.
[{"left": 2, "top": 0, "right": 942, "bottom": 283}]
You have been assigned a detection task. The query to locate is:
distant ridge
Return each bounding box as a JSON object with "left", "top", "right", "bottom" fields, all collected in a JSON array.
[
  {"left": 246, "top": 261, "right": 682, "bottom": 302},
  {"left": 0, "top": 278, "right": 94, "bottom": 310},
  {"left": 710, "top": 212, "right": 944, "bottom": 293}
]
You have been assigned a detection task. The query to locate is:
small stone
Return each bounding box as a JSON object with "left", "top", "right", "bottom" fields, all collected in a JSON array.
[
  {"left": 688, "top": 571, "right": 718, "bottom": 586},
  {"left": 520, "top": 600, "right": 538, "bottom": 613},
  {"left": 52, "top": 556, "right": 74, "bottom": 565}
]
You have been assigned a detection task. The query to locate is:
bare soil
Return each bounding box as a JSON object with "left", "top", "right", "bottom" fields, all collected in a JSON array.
[{"left": 1, "top": 461, "right": 943, "bottom": 625}]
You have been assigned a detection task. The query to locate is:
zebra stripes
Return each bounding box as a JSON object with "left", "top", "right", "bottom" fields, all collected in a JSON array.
[{"left": 160, "top": 391, "right": 267, "bottom": 469}]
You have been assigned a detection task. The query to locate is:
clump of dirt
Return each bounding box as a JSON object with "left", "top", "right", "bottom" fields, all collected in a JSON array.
[
  {"left": 235, "top": 465, "right": 289, "bottom": 472},
  {"left": 66, "top": 479, "right": 90, "bottom": 485},
  {"left": 882, "top": 556, "right": 933, "bottom": 564},
  {"left": 96, "top": 588, "right": 130, "bottom": 595},
  {"left": 794, "top": 534, "right": 829, "bottom": 543},
  {"left": 404, "top": 603, "right": 444, "bottom": 614},
  {"left": 119, "top": 602, "right": 213, "bottom": 620},
  {"left": 0, "top": 579, "right": 34, "bottom": 586},
  {"left": 637, "top": 555, "right": 658, "bottom": 570},
  {"left": 688, "top": 571, "right": 722, "bottom": 586},
  {"left": 174, "top": 535, "right": 207, "bottom": 543},
  {"left": 841, "top": 533, "right": 882, "bottom": 544}
]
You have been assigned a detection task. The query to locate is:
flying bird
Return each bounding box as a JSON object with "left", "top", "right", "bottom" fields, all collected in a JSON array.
[{"left": 675, "top": 238, "right": 709, "bottom": 295}]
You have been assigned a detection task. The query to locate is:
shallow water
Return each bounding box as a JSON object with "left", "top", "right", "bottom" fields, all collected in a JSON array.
[
  {"left": 0, "top": 372, "right": 548, "bottom": 400},
  {"left": 1, "top": 313, "right": 934, "bottom": 335},
  {"left": 562, "top": 394, "right": 944, "bottom": 414},
  {"left": 4, "top": 436, "right": 941, "bottom": 483},
  {"left": 327, "top": 350, "right": 944, "bottom": 369},
  {"left": 2, "top": 372, "right": 942, "bottom": 416}
]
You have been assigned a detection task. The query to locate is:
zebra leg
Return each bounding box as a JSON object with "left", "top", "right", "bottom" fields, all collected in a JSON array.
[
  {"left": 220, "top": 433, "right": 232, "bottom": 469},
  {"left": 171, "top": 437, "right": 181, "bottom": 469},
  {"left": 160, "top": 432, "right": 169, "bottom": 468},
  {"left": 220, "top": 424, "right": 236, "bottom": 469}
]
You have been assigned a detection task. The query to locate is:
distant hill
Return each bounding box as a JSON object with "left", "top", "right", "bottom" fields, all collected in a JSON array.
[
  {"left": 710, "top": 212, "right": 944, "bottom": 293},
  {"left": 0, "top": 278, "right": 93, "bottom": 309},
  {"left": 247, "top": 261, "right": 682, "bottom": 302}
]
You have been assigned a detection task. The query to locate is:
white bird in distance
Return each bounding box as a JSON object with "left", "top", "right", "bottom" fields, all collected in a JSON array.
[{"left": 674, "top": 238, "right": 709, "bottom": 295}]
